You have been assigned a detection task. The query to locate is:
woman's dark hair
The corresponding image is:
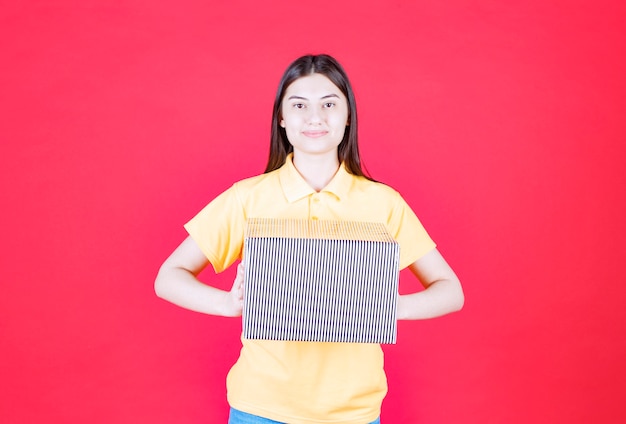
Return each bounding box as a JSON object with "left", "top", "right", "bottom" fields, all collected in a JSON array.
[{"left": 264, "top": 54, "right": 371, "bottom": 179}]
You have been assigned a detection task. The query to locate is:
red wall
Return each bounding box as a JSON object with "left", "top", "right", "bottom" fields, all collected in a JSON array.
[{"left": 2, "top": 1, "right": 625, "bottom": 422}]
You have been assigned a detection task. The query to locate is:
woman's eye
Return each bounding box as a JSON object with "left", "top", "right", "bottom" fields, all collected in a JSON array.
[
  {"left": 324, "top": 102, "right": 335, "bottom": 108},
  {"left": 294, "top": 103, "right": 305, "bottom": 109}
]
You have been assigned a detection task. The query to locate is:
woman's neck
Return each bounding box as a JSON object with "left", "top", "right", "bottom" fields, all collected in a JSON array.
[{"left": 292, "top": 152, "right": 340, "bottom": 192}]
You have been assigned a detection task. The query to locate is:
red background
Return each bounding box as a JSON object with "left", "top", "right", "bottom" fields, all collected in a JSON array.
[{"left": 2, "top": 1, "right": 625, "bottom": 423}]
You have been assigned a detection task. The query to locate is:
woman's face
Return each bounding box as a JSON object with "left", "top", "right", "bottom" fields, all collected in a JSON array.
[{"left": 280, "top": 73, "right": 349, "bottom": 159}]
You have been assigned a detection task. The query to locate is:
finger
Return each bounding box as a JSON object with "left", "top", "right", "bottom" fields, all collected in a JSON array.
[
  {"left": 238, "top": 263, "right": 245, "bottom": 288},
  {"left": 232, "top": 264, "right": 245, "bottom": 299}
]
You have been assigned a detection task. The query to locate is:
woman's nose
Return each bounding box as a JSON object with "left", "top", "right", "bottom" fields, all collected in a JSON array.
[{"left": 307, "top": 107, "right": 324, "bottom": 124}]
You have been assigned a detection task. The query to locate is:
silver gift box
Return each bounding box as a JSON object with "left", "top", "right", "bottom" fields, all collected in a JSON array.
[{"left": 243, "top": 218, "right": 400, "bottom": 344}]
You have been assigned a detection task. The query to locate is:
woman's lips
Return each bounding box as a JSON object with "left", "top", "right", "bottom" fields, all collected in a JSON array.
[{"left": 302, "top": 130, "right": 328, "bottom": 138}]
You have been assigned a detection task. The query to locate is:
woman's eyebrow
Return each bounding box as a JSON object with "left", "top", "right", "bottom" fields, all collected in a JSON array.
[{"left": 287, "top": 94, "right": 340, "bottom": 100}]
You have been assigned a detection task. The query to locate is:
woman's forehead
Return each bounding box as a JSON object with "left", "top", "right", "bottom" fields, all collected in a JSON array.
[{"left": 284, "top": 73, "right": 344, "bottom": 99}]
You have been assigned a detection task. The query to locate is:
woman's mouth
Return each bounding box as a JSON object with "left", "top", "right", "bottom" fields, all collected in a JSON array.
[{"left": 302, "top": 130, "right": 328, "bottom": 138}]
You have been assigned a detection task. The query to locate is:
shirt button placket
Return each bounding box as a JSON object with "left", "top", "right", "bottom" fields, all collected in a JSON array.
[{"left": 310, "top": 194, "right": 321, "bottom": 220}]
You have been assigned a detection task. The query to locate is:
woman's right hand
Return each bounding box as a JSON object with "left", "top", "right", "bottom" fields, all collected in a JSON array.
[{"left": 227, "top": 262, "right": 245, "bottom": 317}]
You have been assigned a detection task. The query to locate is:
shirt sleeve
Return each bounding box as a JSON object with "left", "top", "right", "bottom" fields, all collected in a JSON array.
[
  {"left": 183, "top": 183, "right": 246, "bottom": 273},
  {"left": 387, "top": 191, "right": 437, "bottom": 269}
]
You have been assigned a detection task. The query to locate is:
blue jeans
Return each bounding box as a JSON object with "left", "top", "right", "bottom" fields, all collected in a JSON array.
[{"left": 228, "top": 407, "right": 381, "bottom": 424}]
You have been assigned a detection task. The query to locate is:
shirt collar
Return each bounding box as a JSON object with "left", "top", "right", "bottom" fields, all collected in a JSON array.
[{"left": 278, "top": 154, "right": 353, "bottom": 203}]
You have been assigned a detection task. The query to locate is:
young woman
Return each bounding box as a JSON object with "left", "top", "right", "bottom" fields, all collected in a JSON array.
[{"left": 155, "top": 54, "right": 464, "bottom": 424}]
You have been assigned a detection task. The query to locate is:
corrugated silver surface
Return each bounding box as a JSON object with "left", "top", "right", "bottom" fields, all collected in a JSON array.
[{"left": 243, "top": 219, "right": 399, "bottom": 344}]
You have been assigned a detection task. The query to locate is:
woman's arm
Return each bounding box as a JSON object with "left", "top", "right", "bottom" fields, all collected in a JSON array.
[
  {"left": 154, "top": 236, "right": 244, "bottom": 317},
  {"left": 396, "top": 248, "right": 464, "bottom": 320}
]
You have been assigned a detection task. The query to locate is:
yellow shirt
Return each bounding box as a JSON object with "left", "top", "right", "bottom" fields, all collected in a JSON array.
[{"left": 185, "top": 155, "right": 436, "bottom": 423}]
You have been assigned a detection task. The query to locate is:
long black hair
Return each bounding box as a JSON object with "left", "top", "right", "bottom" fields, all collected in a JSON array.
[{"left": 264, "top": 54, "right": 371, "bottom": 179}]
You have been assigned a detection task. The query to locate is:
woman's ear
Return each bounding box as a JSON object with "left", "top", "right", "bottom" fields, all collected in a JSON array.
[{"left": 280, "top": 119, "right": 286, "bottom": 128}]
